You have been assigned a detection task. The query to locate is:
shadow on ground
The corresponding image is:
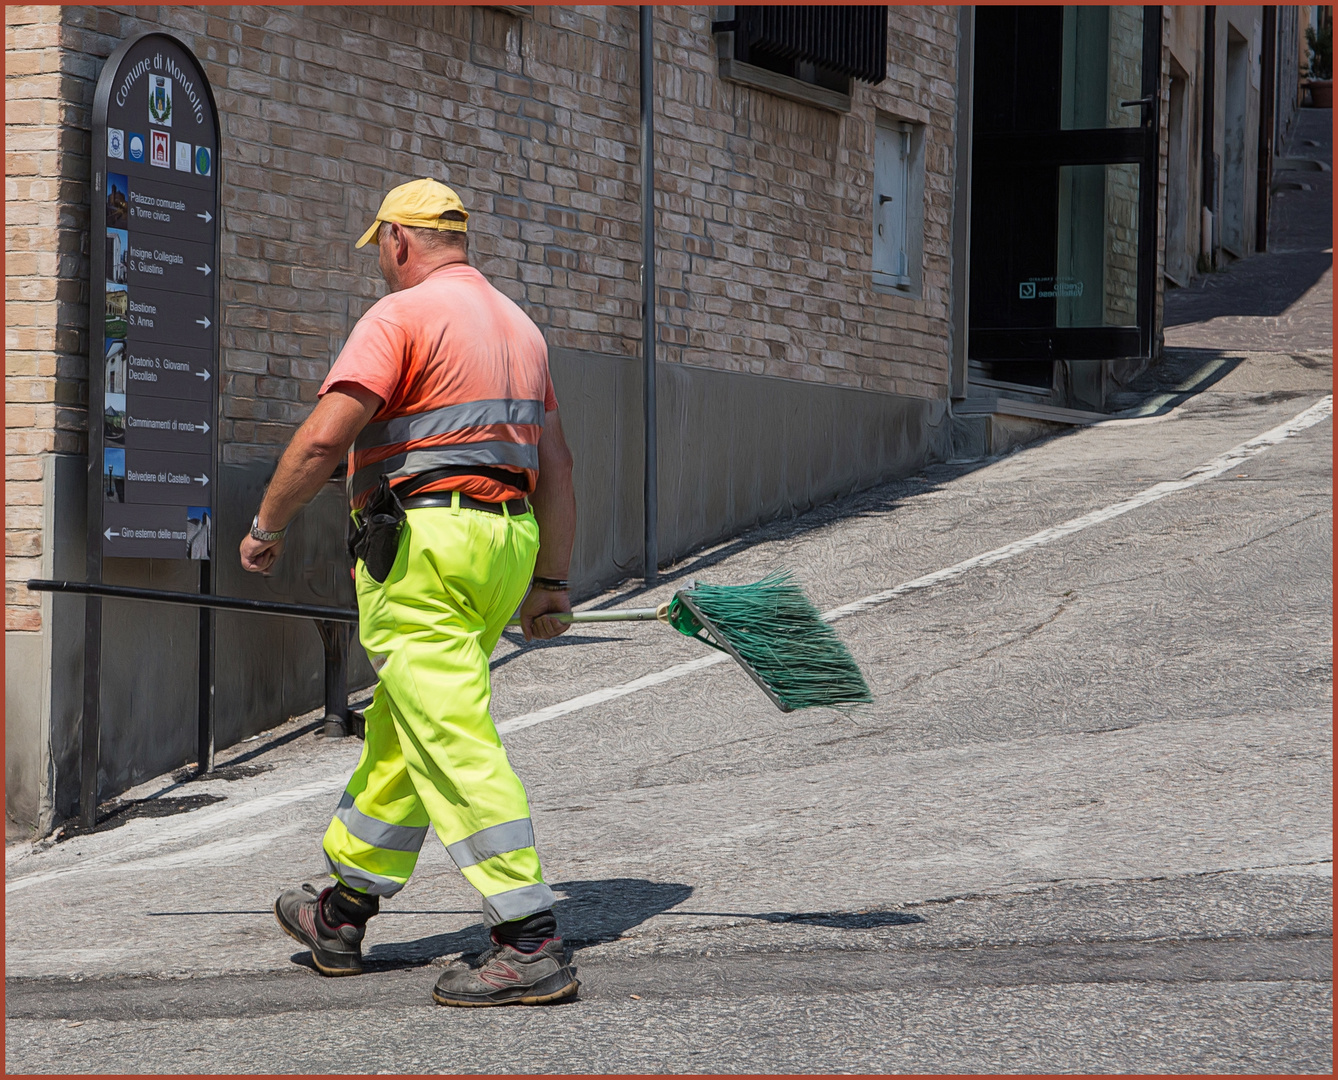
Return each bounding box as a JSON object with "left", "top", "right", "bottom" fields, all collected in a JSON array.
[
  {"left": 1163, "top": 250, "right": 1332, "bottom": 324},
  {"left": 54, "top": 793, "right": 228, "bottom": 841},
  {"left": 343, "top": 877, "right": 696, "bottom": 970},
  {"left": 274, "top": 878, "right": 926, "bottom": 972}
]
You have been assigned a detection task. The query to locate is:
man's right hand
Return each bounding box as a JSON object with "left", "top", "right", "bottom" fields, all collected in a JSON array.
[
  {"left": 240, "top": 533, "right": 285, "bottom": 575},
  {"left": 518, "top": 586, "right": 572, "bottom": 641}
]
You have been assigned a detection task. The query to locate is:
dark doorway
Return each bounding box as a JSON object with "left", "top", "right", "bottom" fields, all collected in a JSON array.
[{"left": 968, "top": 6, "right": 1162, "bottom": 374}]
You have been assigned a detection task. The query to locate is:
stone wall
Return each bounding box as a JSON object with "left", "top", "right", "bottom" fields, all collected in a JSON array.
[{"left": 6, "top": 6, "right": 88, "bottom": 633}]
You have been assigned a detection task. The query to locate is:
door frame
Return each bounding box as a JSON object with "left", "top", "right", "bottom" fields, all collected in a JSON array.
[{"left": 969, "top": 6, "right": 1163, "bottom": 362}]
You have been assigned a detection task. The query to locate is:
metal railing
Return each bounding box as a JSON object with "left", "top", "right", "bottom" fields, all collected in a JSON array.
[{"left": 26, "top": 578, "right": 365, "bottom": 826}]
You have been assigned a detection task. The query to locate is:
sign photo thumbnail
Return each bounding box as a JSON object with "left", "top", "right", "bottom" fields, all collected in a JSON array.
[
  {"left": 107, "top": 172, "right": 129, "bottom": 229},
  {"left": 103, "top": 447, "right": 126, "bottom": 503},
  {"left": 186, "top": 506, "right": 212, "bottom": 560},
  {"left": 104, "top": 392, "right": 126, "bottom": 446},
  {"left": 105, "top": 283, "right": 129, "bottom": 340},
  {"left": 105, "top": 339, "right": 127, "bottom": 395},
  {"left": 106, "top": 228, "right": 129, "bottom": 286}
]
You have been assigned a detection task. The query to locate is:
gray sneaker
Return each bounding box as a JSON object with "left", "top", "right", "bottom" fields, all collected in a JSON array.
[
  {"left": 432, "top": 937, "right": 579, "bottom": 1007},
  {"left": 274, "top": 883, "right": 365, "bottom": 976}
]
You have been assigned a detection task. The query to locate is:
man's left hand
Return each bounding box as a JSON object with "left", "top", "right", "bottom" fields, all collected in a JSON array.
[{"left": 519, "top": 586, "right": 571, "bottom": 641}]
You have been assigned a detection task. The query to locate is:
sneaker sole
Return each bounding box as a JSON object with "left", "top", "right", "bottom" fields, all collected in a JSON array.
[
  {"left": 432, "top": 969, "right": 580, "bottom": 1008},
  {"left": 273, "top": 900, "right": 362, "bottom": 977}
]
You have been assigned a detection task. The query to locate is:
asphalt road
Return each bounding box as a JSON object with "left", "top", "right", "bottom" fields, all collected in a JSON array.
[{"left": 5, "top": 117, "right": 1331, "bottom": 1076}]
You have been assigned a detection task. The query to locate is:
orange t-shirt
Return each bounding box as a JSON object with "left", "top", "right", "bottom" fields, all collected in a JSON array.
[{"left": 320, "top": 264, "right": 557, "bottom": 507}]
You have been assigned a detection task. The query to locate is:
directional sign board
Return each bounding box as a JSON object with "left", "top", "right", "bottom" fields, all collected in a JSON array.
[{"left": 91, "top": 34, "right": 219, "bottom": 560}]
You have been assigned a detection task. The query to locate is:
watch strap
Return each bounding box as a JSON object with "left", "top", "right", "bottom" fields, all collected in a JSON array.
[{"left": 250, "top": 515, "right": 287, "bottom": 542}]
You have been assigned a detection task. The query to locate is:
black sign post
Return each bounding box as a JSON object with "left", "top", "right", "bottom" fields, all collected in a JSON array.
[{"left": 85, "top": 33, "right": 221, "bottom": 825}]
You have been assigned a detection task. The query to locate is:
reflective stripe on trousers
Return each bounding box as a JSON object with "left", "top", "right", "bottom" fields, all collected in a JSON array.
[
  {"left": 322, "top": 853, "right": 408, "bottom": 898},
  {"left": 321, "top": 790, "right": 429, "bottom": 899},
  {"left": 321, "top": 504, "right": 555, "bottom": 925},
  {"left": 445, "top": 818, "right": 535, "bottom": 868},
  {"left": 483, "top": 882, "right": 558, "bottom": 925},
  {"left": 335, "top": 791, "right": 429, "bottom": 852}
]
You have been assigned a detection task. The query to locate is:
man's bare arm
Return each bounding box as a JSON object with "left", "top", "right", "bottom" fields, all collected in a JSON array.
[
  {"left": 239, "top": 384, "right": 382, "bottom": 574},
  {"left": 518, "top": 407, "right": 576, "bottom": 640}
]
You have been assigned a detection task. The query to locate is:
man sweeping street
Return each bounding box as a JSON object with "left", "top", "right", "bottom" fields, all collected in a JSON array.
[{"left": 239, "top": 178, "right": 580, "bottom": 1007}]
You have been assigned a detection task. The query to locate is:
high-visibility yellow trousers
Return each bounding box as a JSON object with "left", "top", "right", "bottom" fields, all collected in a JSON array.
[{"left": 322, "top": 495, "right": 556, "bottom": 925}]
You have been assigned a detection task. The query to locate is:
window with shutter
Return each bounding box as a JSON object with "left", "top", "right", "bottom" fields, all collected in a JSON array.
[
  {"left": 713, "top": 5, "right": 888, "bottom": 112},
  {"left": 873, "top": 115, "right": 925, "bottom": 295}
]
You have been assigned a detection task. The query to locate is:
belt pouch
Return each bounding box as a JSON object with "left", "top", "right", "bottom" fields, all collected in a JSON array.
[{"left": 349, "top": 475, "right": 406, "bottom": 584}]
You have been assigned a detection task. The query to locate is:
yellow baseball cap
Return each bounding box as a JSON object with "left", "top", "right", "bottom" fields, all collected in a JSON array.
[{"left": 355, "top": 178, "right": 469, "bottom": 248}]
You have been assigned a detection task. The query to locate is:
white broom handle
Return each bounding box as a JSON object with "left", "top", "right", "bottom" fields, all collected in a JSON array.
[{"left": 506, "top": 604, "right": 668, "bottom": 628}]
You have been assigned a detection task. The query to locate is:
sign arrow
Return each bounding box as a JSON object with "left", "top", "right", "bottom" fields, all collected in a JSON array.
[
  {"left": 197, "top": 210, "right": 213, "bottom": 223},
  {"left": 195, "top": 316, "right": 211, "bottom": 329},
  {"left": 194, "top": 369, "right": 210, "bottom": 382},
  {"left": 195, "top": 474, "right": 210, "bottom": 486},
  {"left": 104, "top": 527, "right": 115, "bottom": 541},
  {"left": 196, "top": 263, "right": 212, "bottom": 276},
  {"left": 196, "top": 421, "right": 210, "bottom": 434}
]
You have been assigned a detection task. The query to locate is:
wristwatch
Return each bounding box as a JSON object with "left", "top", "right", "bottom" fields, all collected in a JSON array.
[{"left": 250, "top": 515, "right": 287, "bottom": 542}]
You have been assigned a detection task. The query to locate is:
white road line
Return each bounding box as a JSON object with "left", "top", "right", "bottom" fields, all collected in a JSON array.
[
  {"left": 500, "top": 395, "right": 1333, "bottom": 730},
  {"left": 5, "top": 775, "right": 346, "bottom": 893},
  {"left": 496, "top": 654, "right": 729, "bottom": 735},
  {"left": 823, "top": 395, "right": 1332, "bottom": 622}
]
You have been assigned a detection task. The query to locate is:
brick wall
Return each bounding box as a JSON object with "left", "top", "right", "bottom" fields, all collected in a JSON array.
[
  {"left": 5, "top": 5, "right": 87, "bottom": 632},
  {"left": 6, "top": 4, "right": 961, "bottom": 632},
  {"left": 654, "top": 5, "right": 958, "bottom": 397}
]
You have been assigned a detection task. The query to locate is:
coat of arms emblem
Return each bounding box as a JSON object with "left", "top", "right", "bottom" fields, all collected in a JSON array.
[{"left": 148, "top": 75, "right": 172, "bottom": 127}]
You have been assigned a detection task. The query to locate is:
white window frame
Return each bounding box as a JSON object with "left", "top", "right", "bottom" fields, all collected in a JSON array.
[{"left": 872, "top": 113, "right": 926, "bottom": 297}]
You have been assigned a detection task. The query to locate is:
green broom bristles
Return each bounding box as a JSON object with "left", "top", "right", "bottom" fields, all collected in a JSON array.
[{"left": 665, "top": 571, "right": 873, "bottom": 712}]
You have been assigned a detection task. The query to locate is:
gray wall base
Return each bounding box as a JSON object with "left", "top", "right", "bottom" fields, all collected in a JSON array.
[
  {"left": 551, "top": 349, "right": 952, "bottom": 588},
  {"left": 6, "top": 453, "right": 90, "bottom": 836},
  {"left": 5, "top": 632, "right": 46, "bottom": 838},
  {"left": 9, "top": 361, "right": 949, "bottom": 833}
]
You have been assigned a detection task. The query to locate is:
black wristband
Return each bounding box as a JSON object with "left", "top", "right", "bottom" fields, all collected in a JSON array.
[{"left": 532, "top": 576, "right": 569, "bottom": 591}]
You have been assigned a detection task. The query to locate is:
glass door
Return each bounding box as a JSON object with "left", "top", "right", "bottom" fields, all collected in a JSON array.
[{"left": 968, "top": 6, "right": 1161, "bottom": 363}]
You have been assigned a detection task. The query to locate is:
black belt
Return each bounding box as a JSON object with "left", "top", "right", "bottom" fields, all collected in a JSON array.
[{"left": 401, "top": 492, "right": 531, "bottom": 516}]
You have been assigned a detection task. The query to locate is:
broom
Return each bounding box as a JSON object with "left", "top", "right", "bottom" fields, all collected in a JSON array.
[{"left": 509, "top": 571, "right": 872, "bottom": 713}]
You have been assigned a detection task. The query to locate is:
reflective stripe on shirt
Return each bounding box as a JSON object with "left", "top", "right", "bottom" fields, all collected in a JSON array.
[
  {"left": 354, "top": 398, "right": 545, "bottom": 455},
  {"left": 350, "top": 444, "right": 537, "bottom": 504}
]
